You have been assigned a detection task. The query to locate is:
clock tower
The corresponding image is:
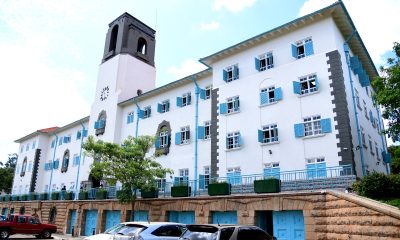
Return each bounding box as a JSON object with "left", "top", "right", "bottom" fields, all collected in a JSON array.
[{"left": 88, "top": 12, "right": 156, "bottom": 143}]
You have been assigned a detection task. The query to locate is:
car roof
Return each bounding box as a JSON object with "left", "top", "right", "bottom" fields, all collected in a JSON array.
[{"left": 121, "top": 221, "right": 183, "bottom": 226}]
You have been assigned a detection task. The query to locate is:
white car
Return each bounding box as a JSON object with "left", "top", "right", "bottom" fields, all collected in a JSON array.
[{"left": 84, "top": 222, "right": 186, "bottom": 240}]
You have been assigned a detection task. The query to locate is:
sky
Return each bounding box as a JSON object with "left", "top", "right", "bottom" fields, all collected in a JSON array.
[{"left": 0, "top": 0, "right": 399, "bottom": 163}]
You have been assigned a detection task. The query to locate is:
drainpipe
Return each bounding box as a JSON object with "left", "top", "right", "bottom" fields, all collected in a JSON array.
[
  {"left": 135, "top": 102, "right": 140, "bottom": 138},
  {"left": 49, "top": 133, "right": 58, "bottom": 199},
  {"left": 191, "top": 76, "right": 200, "bottom": 196},
  {"left": 343, "top": 31, "right": 366, "bottom": 176},
  {"left": 75, "top": 120, "right": 86, "bottom": 199},
  {"left": 375, "top": 106, "right": 390, "bottom": 174}
]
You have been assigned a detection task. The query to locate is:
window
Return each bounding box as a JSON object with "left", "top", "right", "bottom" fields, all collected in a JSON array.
[
  {"left": 238, "top": 227, "right": 270, "bottom": 240},
  {"left": 174, "top": 169, "right": 189, "bottom": 186},
  {"left": 32, "top": 141, "right": 36, "bottom": 149},
  {"left": 304, "top": 115, "right": 321, "bottom": 136},
  {"left": 365, "top": 86, "right": 369, "bottom": 96},
  {"left": 127, "top": 112, "right": 134, "bottom": 124},
  {"left": 157, "top": 100, "right": 170, "bottom": 113},
  {"left": 20, "top": 157, "right": 27, "bottom": 177},
  {"left": 205, "top": 85, "right": 212, "bottom": 100},
  {"left": 61, "top": 150, "right": 70, "bottom": 173},
  {"left": 143, "top": 106, "right": 151, "bottom": 118},
  {"left": 199, "top": 166, "right": 210, "bottom": 190},
  {"left": 292, "top": 37, "right": 313, "bottom": 59},
  {"left": 299, "top": 74, "right": 318, "bottom": 95},
  {"left": 223, "top": 65, "right": 239, "bottom": 82},
  {"left": 264, "top": 162, "right": 280, "bottom": 179},
  {"left": 73, "top": 154, "right": 80, "bottom": 167},
  {"left": 226, "top": 132, "right": 241, "bottom": 150},
  {"left": 363, "top": 100, "right": 368, "bottom": 119},
  {"left": 76, "top": 131, "right": 82, "bottom": 140},
  {"left": 20, "top": 145, "right": 23, "bottom": 153},
  {"left": 204, "top": 121, "right": 211, "bottom": 140},
  {"left": 255, "top": 52, "right": 274, "bottom": 71},
  {"left": 53, "top": 159, "right": 59, "bottom": 169},
  {"left": 176, "top": 126, "right": 190, "bottom": 145},
  {"left": 227, "top": 167, "right": 241, "bottom": 185},
  {"left": 227, "top": 96, "right": 240, "bottom": 113},
  {"left": 157, "top": 178, "right": 166, "bottom": 192},
  {"left": 375, "top": 143, "right": 380, "bottom": 160},
  {"left": 361, "top": 126, "right": 366, "bottom": 147},
  {"left": 58, "top": 137, "right": 63, "bottom": 146},
  {"left": 63, "top": 135, "right": 71, "bottom": 144},
  {"left": 369, "top": 136, "right": 374, "bottom": 154},
  {"left": 258, "top": 124, "right": 278, "bottom": 144},
  {"left": 306, "top": 157, "right": 326, "bottom": 178},
  {"left": 355, "top": 89, "right": 361, "bottom": 109},
  {"left": 28, "top": 162, "right": 32, "bottom": 172},
  {"left": 26, "top": 144, "right": 29, "bottom": 151},
  {"left": 177, "top": 93, "right": 191, "bottom": 107},
  {"left": 158, "top": 130, "right": 169, "bottom": 148},
  {"left": 179, "top": 168, "right": 189, "bottom": 177},
  {"left": 260, "top": 86, "right": 282, "bottom": 105}
]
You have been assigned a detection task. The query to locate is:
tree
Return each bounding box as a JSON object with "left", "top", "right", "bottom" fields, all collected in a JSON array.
[
  {"left": 83, "top": 135, "right": 172, "bottom": 220},
  {"left": 388, "top": 145, "right": 400, "bottom": 174},
  {"left": 0, "top": 153, "right": 17, "bottom": 194},
  {"left": 372, "top": 42, "right": 400, "bottom": 142}
]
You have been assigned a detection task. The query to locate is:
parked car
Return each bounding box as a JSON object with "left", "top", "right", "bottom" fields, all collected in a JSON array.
[
  {"left": 179, "top": 224, "right": 276, "bottom": 240},
  {"left": 0, "top": 216, "right": 5, "bottom": 222},
  {"left": 84, "top": 222, "right": 186, "bottom": 240},
  {"left": 0, "top": 214, "right": 57, "bottom": 239}
]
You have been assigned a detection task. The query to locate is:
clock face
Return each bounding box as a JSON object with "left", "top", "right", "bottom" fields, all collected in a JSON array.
[{"left": 100, "top": 86, "right": 109, "bottom": 101}]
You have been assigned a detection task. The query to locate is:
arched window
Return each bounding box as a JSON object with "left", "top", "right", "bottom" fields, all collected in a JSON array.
[
  {"left": 137, "top": 37, "right": 147, "bottom": 55},
  {"left": 61, "top": 150, "right": 70, "bottom": 173},
  {"left": 20, "top": 157, "right": 27, "bottom": 177},
  {"left": 109, "top": 25, "right": 119, "bottom": 52},
  {"left": 95, "top": 110, "right": 107, "bottom": 136},
  {"left": 49, "top": 207, "right": 57, "bottom": 224}
]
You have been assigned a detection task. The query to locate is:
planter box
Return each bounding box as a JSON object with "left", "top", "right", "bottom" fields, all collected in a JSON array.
[
  {"left": 64, "top": 192, "right": 74, "bottom": 200},
  {"left": 4, "top": 195, "right": 10, "bottom": 202},
  {"left": 140, "top": 188, "right": 158, "bottom": 199},
  {"left": 29, "top": 193, "right": 36, "bottom": 201},
  {"left": 11, "top": 195, "right": 18, "bottom": 201},
  {"left": 171, "top": 186, "right": 191, "bottom": 197},
  {"left": 40, "top": 193, "right": 48, "bottom": 200},
  {"left": 254, "top": 179, "right": 281, "bottom": 193},
  {"left": 20, "top": 195, "right": 28, "bottom": 201},
  {"left": 96, "top": 190, "right": 107, "bottom": 200},
  {"left": 51, "top": 192, "right": 60, "bottom": 200},
  {"left": 208, "top": 182, "right": 231, "bottom": 196},
  {"left": 78, "top": 192, "right": 88, "bottom": 200}
]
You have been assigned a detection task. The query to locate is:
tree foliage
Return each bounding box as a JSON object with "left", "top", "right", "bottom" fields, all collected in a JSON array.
[
  {"left": 0, "top": 153, "right": 17, "bottom": 194},
  {"left": 388, "top": 145, "right": 400, "bottom": 174},
  {"left": 372, "top": 42, "right": 400, "bottom": 142},
  {"left": 83, "top": 135, "right": 172, "bottom": 204}
]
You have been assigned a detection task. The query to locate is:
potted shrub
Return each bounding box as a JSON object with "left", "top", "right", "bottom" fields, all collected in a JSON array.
[
  {"left": 29, "top": 192, "right": 36, "bottom": 201},
  {"left": 171, "top": 183, "right": 191, "bottom": 197},
  {"left": 140, "top": 187, "right": 158, "bottom": 199},
  {"left": 40, "top": 192, "right": 48, "bottom": 200},
  {"left": 11, "top": 195, "right": 18, "bottom": 201},
  {"left": 20, "top": 194, "right": 28, "bottom": 201},
  {"left": 4, "top": 195, "right": 10, "bottom": 202},
  {"left": 64, "top": 191, "right": 74, "bottom": 200},
  {"left": 96, "top": 189, "right": 108, "bottom": 200},
  {"left": 78, "top": 191, "right": 88, "bottom": 200},
  {"left": 208, "top": 181, "right": 231, "bottom": 196},
  {"left": 254, "top": 178, "right": 281, "bottom": 193},
  {"left": 51, "top": 191, "right": 60, "bottom": 200}
]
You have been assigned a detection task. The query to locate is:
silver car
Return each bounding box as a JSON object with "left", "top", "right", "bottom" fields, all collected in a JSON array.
[{"left": 84, "top": 222, "right": 186, "bottom": 240}]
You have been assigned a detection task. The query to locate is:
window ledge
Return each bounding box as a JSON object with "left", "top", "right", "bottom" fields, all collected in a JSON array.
[
  {"left": 259, "top": 101, "right": 278, "bottom": 108},
  {"left": 225, "top": 110, "right": 241, "bottom": 116},
  {"left": 225, "top": 147, "right": 242, "bottom": 152},
  {"left": 302, "top": 134, "right": 325, "bottom": 140},
  {"left": 202, "top": 137, "right": 211, "bottom": 141},
  {"left": 178, "top": 141, "right": 191, "bottom": 146},
  {"left": 260, "top": 141, "right": 280, "bottom": 146},
  {"left": 298, "top": 90, "right": 319, "bottom": 98}
]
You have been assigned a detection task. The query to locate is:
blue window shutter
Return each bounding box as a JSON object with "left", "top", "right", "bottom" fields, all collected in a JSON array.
[
  {"left": 197, "top": 126, "right": 205, "bottom": 139},
  {"left": 273, "top": 127, "right": 278, "bottom": 141},
  {"left": 294, "top": 123, "right": 305, "bottom": 137},
  {"left": 76, "top": 131, "right": 81, "bottom": 140},
  {"left": 307, "top": 164, "right": 316, "bottom": 179},
  {"left": 260, "top": 92, "right": 268, "bottom": 105},
  {"left": 267, "top": 54, "right": 274, "bottom": 68},
  {"left": 188, "top": 94, "right": 192, "bottom": 105},
  {"left": 183, "top": 176, "right": 189, "bottom": 184},
  {"left": 293, "top": 81, "right": 301, "bottom": 94},
  {"left": 176, "top": 97, "right": 182, "bottom": 107},
  {"left": 291, "top": 44, "right": 298, "bottom": 58},
  {"left": 316, "top": 163, "right": 327, "bottom": 178},
  {"left": 382, "top": 151, "right": 392, "bottom": 163},
  {"left": 274, "top": 87, "right": 283, "bottom": 101},
  {"left": 166, "top": 134, "right": 169, "bottom": 145},
  {"left": 157, "top": 103, "right": 162, "bottom": 113},
  {"left": 223, "top": 70, "right": 228, "bottom": 82},
  {"left": 369, "top": 110, "right": 373, "bottom": 123},
  {"left": 28, "top": 163, "right": 32, "bottom": 172},
  {"left": 234, "top": 98, "right": 239, "bottom": 111},
  {"left": 199, "top": 175, "right": 205, "bottom": 189},
  {"left": 148, "top": 107, "right": 151, "bottom": 117},
  {"left": 138, "top": 110, "right": 144, "bottom": 119},
  {"left": 94, "top": 121, "right": 98, "bottom": 129},
  {"left": 63, "top": 136, "right": 67, "bottom": 143},
  {"left": 238, "top": 133, "right": 242, "bottom": 147},
  {"left": 199, "top": 88, "right": 206, "bottom": 100},
  {"left": 233, "top": 65, "right": 239, "bottom": 80},
  {"left": 175, "top": 132, "right": 181, "bottom": 145},
  {"left": 315, "top": 76, "right": 319, "bottom": 91},
  {"left": 166, "top": 101, "right": 170, "bottom": 112},
  {"left": 155, "top": 138, "right": 160, "bottom": 149},
  {"left": 173, "top": 177, "right": 179, "bottom": 186},
  {"left": 321, "top": 118, "right": 332, "bottom": 133},
  {"left": 271, "top": 168, "right": 280, "bottom": 179},
  {"left": 258, "top": 130, "right": 263, "bottom": 143},
  {"left": 51, "top": 141, "right": 55, "bottom": 148},
  {"left": 82, "top": 129, "right": 88, "bottom": 137},
  {"left": 304, "top": 41, "right": 314, "bottom": 56},
  {"left": 255, "top": 57, "right": 260, "bottom": 71},
  {"left": 219, "top": 103, "right": 227, "bottom": 114}
]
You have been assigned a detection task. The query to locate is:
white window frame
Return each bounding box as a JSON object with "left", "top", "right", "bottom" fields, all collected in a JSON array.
[
  {"left": 259, "top": 52, "right": 273, "bottom": 71},
  {"left": 161, "top": 100, "right": 169, "bottom": 113},
  {"left": 159, "top": 130, "right": 169, "bottom": 148},
  {"left": 227, "top": 96, "right": 240, "bottom": 114},
  {"left": 363, "top": 100, "right": 368, "bottom": 119},
  {"left": 203, "top": 166, "right": 210, "bottom": 189},
  {"left": 355, "top": 89, "right": 361, "bottom": 109},
  {"left": 204, "top": 121, "right": 211, "bottom": 140},
  {"left": 227, "top": 131, "right": 240, "bottom": 149},
  {"left": 261, "top": 124, "right": 278, "bottom": 143},
  {"left": 180, "top": 126, "right": 190, "bottom": 144},
  {"left": 127, "top": 111, "right": 134, "bottom": 123},
  {"left": 361, "top": 126, "right": 366, "bottom": 147},
  {"left": 261, "top": 86, "right": 275, "bottom": 104},
  {"left": 264, "top": 162, "right": 280, "bottom": 168},
  {"left": 306, "top": 157, "right": 325, "bottom": 164},
  {"left": 295, "top": 37, "right": 312, "bottom": 59},
  {"left": 205, "top": 85, "right": 212, "bottom": 100},
  {"left": 179, "top": 168, "right": 189, "bottom": 177},
  {"left": 182, "top": 93, "right": 191, "bottom": 107},
  {"left": 303, "top": 115, "right": 322, "bottom": 136},
  {"left": 300, "top": 74, "right": 317, "bottom": 95},
  {"left": 143, "top": 106, "right": 151, "bottom": 118}
]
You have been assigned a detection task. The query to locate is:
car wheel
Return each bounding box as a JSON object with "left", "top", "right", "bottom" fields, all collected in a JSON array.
[
  {"left": 41, "top": 229, "right": 52, "bottom": 239},
  {"left": 0, "top": 229, "right": 10, "bottom": 239}
]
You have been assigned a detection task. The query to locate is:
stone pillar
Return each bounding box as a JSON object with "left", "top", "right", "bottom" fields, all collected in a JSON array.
[
  {"left": 76, "top": 208, "right": 84, "bottom": 237},
  {"left": 97, "top": 209, "right": 105, "bottom": 234},
  {"left": 238, "top": 210, "right": 255, "bottom": 225}
]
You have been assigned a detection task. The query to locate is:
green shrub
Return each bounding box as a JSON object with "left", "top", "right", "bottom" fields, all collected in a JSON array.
[
  {"left": 353, "top": 172, "right": 390, "bottom": 198},
  {"left": 389, "top": 174, "right": 400, "bottom": 198}
]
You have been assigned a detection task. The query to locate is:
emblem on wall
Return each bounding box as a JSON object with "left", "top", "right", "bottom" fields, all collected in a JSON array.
[{"left": 100, "top": 86, "right": 110, "bottom": 101}]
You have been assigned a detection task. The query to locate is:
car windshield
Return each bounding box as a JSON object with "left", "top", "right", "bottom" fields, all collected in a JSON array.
[
  {"left": 104, "top": 224, "right": 126, "bottom": 234},
  {"left": 116, "top": 225, "right": 144, "bottom": 235},
  {"left": 181, "top": 230, "right": 218, "bottom": 240}
]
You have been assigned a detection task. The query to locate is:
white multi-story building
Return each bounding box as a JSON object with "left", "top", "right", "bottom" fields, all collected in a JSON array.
[{"left": 12, "top": 1, "right": 390, "bottom": 197}]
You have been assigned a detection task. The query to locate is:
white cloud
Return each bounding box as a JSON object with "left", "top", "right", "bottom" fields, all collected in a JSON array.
[
  {"left": 167, "top": 59, "right": 208, "bottom": 80},
  {"left": 213, "top": 0, "right": 257, "bottom": 12},
  {"left": 200, "top": 21, "right": 221, "bottom": 31},
  {"left": 299, "top": 0, "right": 400, "bottom": 65}
]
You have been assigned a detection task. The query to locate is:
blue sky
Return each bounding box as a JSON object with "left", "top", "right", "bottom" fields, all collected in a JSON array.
[{"left": 0, "top": 0, "right": 399, "bottom": 163}]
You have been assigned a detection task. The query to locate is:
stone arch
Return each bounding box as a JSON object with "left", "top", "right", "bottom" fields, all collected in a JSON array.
[
  {"left": 109, "top": 25, "right": 119, "bottom": 52},
  {"left": 137, "top": 37, "right": 147, "bottom": 55},
  {"left": 20, "top": 157, "right": 27, "bottom": 177},
  {"left": 155, "top": 120, "right": 171, "bottom": 156}
]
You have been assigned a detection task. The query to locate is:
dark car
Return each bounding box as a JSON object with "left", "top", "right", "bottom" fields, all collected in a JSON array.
[
  {"left": 179, "top": 224, "right": 276, "bottom": 240},
  {"left": 0, "top": 216, "right": 5, "bottom": 222}
]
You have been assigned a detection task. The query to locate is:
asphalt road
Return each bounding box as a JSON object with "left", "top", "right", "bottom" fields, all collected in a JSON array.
[{"left": 9, "top": 233, "right": 84, "bottom": 239}]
